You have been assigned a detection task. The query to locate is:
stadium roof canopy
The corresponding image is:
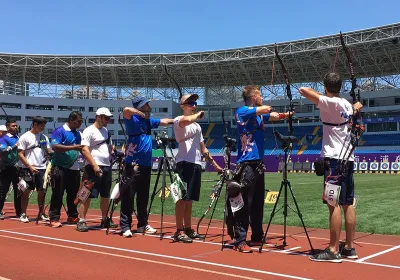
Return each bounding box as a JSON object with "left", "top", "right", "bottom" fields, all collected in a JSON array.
[{"left": 0, "top": 23, "right": 399, "bottom": 102}]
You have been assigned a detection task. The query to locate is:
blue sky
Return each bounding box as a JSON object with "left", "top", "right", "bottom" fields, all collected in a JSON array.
[{"left": 1, "top": 0, "right": 399, "bottom": 55}]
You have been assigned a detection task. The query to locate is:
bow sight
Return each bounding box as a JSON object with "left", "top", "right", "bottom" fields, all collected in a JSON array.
[
  {"left": 154, "top": 131, "right": 176, "bottom": 148},
  {"left": 223, "top": 134, "right": 237, "bottom": 152}
]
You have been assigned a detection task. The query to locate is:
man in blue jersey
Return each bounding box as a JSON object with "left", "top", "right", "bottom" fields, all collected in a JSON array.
[
  {"left": 230, "top": 85, "right": 291, "bottom": 253},
  {"left": 0, "top": 119, "right": 22, "bottom": 220},
  {"left": 119, "top": 96, "right": 174, "bottom": 237},
  {"left": 48, "top": 111, "right": 84, "bottom": 228}
]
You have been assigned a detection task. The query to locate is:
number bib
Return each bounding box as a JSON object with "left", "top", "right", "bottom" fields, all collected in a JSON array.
[
  {"left": 229, "top": 193, "right": 244, "bottom": 213},
  {"left": 17, "top": 179, "right": 28, "bottom": 192},
  {"left": 77, "top": 185, "right": 91, "bottom": 203},
  {"left": 324, "top": 182, "right": 341, "bottom": 207}
]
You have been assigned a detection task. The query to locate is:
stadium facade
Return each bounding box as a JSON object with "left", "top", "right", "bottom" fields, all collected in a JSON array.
[{"left": 1, "top": 23, "right": 400, "bottom": 171}]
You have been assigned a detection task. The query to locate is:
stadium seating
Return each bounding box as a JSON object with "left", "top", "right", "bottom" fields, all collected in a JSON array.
[{"left": 198, "top": 123, "right": 400, "bottom": 156}]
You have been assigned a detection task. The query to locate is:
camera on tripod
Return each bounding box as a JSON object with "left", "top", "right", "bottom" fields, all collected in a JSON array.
[
  {"left": 154, "top": 131, "right": 176, "bottom": 149},
  {"left": 113, "top": 150, "right": 125, "bottom": 161},
  {"left": 223, "top": 134, "right": 237, "bottom": 152}
]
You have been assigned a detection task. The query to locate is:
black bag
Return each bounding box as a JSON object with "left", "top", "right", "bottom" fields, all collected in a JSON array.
[{"left": 314, "top": 160, "right": 325, "bottom": 176}]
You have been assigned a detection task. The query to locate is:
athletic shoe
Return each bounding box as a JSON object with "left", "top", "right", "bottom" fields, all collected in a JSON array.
[
  {"left": 339, "top": 242, "right": 358, "bottom": 259},
  {"left": 184, "top": 228, "right": 204, "bottom": 239},
  {"left": 309, "top": 247, "right": 342, "bottom": 263},
  {"left": 66, "top": 217, "right": 79, "bottom": 224},
  {"left": 20, "top": 213, "right": 29, "bottom": 223},
  {"left": 122, "top": 229, "right": 133, "bottom": 238},
  {"left": 137, "top": 224, "right": 157, "bottom": 234},
  {"left": 234, "top": 242, "right": 253, "bottom": 253},
  {"left": 173, "top": 230, "right": 193, "bottom": 243},
  {"left": 41, "top": 213, "right": 50, "bottom": 222},
  {"left": 76, "top": 221, "right": 89, "bottom": 232},
  {"left": 50, "top": 220, "right": 62, "bottom": 228},
  {"left": 101, "top": 217, "right": 118, "bottom": 229},
  {"left": 0, "top": 213, "right": 4, "bottom": 220}
]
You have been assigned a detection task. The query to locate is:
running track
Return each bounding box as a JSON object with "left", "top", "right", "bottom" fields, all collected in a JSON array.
[{"left": 0, "top": 202, "right": 399, "bottom": 280}]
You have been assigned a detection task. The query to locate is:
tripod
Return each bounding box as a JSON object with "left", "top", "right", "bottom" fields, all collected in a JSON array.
[
  {"left": 105, "top": 155, "right": 125, "bottom": 235},
  {"left": 259, "top": 137, "right": 314, "bottom": 253},
  {"left": 147, "top": 142, "right": 174, "bottom": 240},
  {"left": 196, "top": 166, "right": 229, "bottom": 241}
]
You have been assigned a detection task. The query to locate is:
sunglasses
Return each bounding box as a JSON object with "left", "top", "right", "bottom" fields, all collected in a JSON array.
[
  {"left": 101, "top": 115, "right": 111, "bottom": 120},
  {"left": 184, "top": 101, "right": 197, "bottom": 107}
]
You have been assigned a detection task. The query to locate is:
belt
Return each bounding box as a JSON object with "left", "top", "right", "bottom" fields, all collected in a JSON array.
[{"left": 322, "top": 121, "right": 349, "bottom": 126}]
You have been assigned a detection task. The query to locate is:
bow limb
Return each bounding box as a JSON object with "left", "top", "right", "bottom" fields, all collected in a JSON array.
[
  {"left": 164, "top": 64, "right": 183, "bottom": 102},
  {"left": 338, "top": 32, "right": 364, "bottom": 170},
  {"left": 339, "top": 32, "right": 359, "bottom": 104}
]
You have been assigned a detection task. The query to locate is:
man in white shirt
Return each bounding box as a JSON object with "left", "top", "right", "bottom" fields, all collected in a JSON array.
[
  {"left": 17, "top": 117, "right": 52, "bottom": 223},
  {"left": 173, "top": 94, "right": 223, "bottom": 243},
  {"left": 77, "top": 107, "right": 117, "bottom": 232},
  {"left": 299, "top": 72, "right": 363, "bottom": 263}
]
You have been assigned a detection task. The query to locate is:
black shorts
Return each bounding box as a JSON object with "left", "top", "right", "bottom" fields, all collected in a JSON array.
[
  {"left": 176, "top": 161, "right": 202, "bottom": 201},
  {"left": 83, "top": 165, "right": 112, "bottom": 199},
  {"left": 21, "top": 168, "right": 45, "bottom": 191},
  {"left": 323, "top": 158, "right": 354, "bottom": 206}
]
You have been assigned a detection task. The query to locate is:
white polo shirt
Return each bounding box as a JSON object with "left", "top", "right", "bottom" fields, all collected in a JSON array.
[
  {"left": 18, "top": 131, "right": 51, "bottom": 169},
  {"left": 81, "top": 125, "right": 111, "bottom": 166},
  {"left": 173, "top": 116, "right": 204, "bottom": 165},
  {"left": 318, "top": 95, "right": 354, "bottom": 161}
]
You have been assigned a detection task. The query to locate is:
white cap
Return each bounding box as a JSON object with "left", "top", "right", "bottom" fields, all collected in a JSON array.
[
  {"left": 96, "top": 107, "right": 113, "bottom": 117},
  {"left": 0, "top": 125, "right": 6, "bottom": 132}
]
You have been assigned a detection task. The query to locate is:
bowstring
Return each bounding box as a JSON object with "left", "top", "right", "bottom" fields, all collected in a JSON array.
[
  {"left": 332, "top": 47, "right": 339, "bottom": 72},
  {"left": 269, "top": 53, "right": 279, "bottom": 156}
]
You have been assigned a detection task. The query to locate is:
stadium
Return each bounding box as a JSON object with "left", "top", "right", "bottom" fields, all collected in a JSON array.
[
  {"left": 1, "top": 22, "right": 400, "bottom": 279},
  {"left": 0, "top": 24, "right": 400, "bottom": 172},
  {"left": 1, "top": 23, "right": 400, "bottom": 172}
]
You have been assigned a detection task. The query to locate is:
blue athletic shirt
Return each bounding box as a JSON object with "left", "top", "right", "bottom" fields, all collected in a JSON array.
[
  {"left": 124, "top": 116, "right": 160, "bottom": 166},
  {"left": 235, "top": 106, "right": 270, "bottom": 163},
  {"left": 51, "top": 124, "right": 82, "bottom": 170},
  {"left": 0, "top": 133, "right": 19, "bottom": 166}
]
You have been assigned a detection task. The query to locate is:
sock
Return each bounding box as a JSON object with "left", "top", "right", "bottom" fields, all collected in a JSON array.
[{"left": 79, "top": 218, "right": 85, "bottom": 222}]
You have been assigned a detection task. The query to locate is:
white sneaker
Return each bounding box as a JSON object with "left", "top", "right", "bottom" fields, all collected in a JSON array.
[
  {"left": 137, "top": 224, "right": 157, "bottom": 234},
  {"left": 122, "top": 229, "right": 133, "bottom": 238},
  {"left": 20, "top": 213, "right": 29, "bottom": 223},
  {"left": 41, "top": 213, "right": 50, "bottom": 222}
]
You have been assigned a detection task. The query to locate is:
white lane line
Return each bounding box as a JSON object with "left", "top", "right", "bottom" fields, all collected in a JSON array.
[
  {"left": 0, "top": 234, "right": 262, "bottom": 280},
  {"left": 361, "top": 261, "right": 400, "bottom": 270},
  {"left": 0, "top": 276, "right": 12, "bottom": 280},
  {"left": 281, "top": 247, "right": 302, "bottom": 253},
  {"left": 10, "top": 222, "right": 400, "bottom": 270},
  {"left": 3, "top": 205, "right": 397, "bottom": 248},
  {"left": 356, "top": 245, "right": 400, "bottom": 262},
  {"left": 0, "top": 230, "right": 312, "bottom": 280}
]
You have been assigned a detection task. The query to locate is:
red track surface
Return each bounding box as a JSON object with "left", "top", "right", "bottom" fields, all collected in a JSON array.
[{"left": 1, "top": 202, "right": 399, "bottom": 280}]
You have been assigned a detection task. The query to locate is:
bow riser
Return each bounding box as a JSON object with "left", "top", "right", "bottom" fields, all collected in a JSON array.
[{"left": 274, "top": 44, "right": 294, "bottom": 137}]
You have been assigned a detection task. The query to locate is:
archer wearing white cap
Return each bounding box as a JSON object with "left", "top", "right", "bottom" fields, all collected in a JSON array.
[
  {"left": 0, "top": 125, "right": 7, "bottom": 138},
  {"left": 77, "top": 107, "right": 117, "bottom": 232}
]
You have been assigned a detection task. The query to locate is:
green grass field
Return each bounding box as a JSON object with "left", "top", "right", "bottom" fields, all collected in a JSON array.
[{"left": 10, "top": 172, "right": 400, "bottom": 235}]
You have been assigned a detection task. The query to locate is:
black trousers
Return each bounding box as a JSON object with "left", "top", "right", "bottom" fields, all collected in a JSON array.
[
  {"left": 48, "top": 166, "right": 80, "bottom": 221},
  {"left": 120, "top": 165, "right": 151, "bottom": 232},
  {"left": 231, "top": 162, "right": 265, "bottom": 245},
  {"left": 0, "top": 166, "right": 22, "bottom": 216}
]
